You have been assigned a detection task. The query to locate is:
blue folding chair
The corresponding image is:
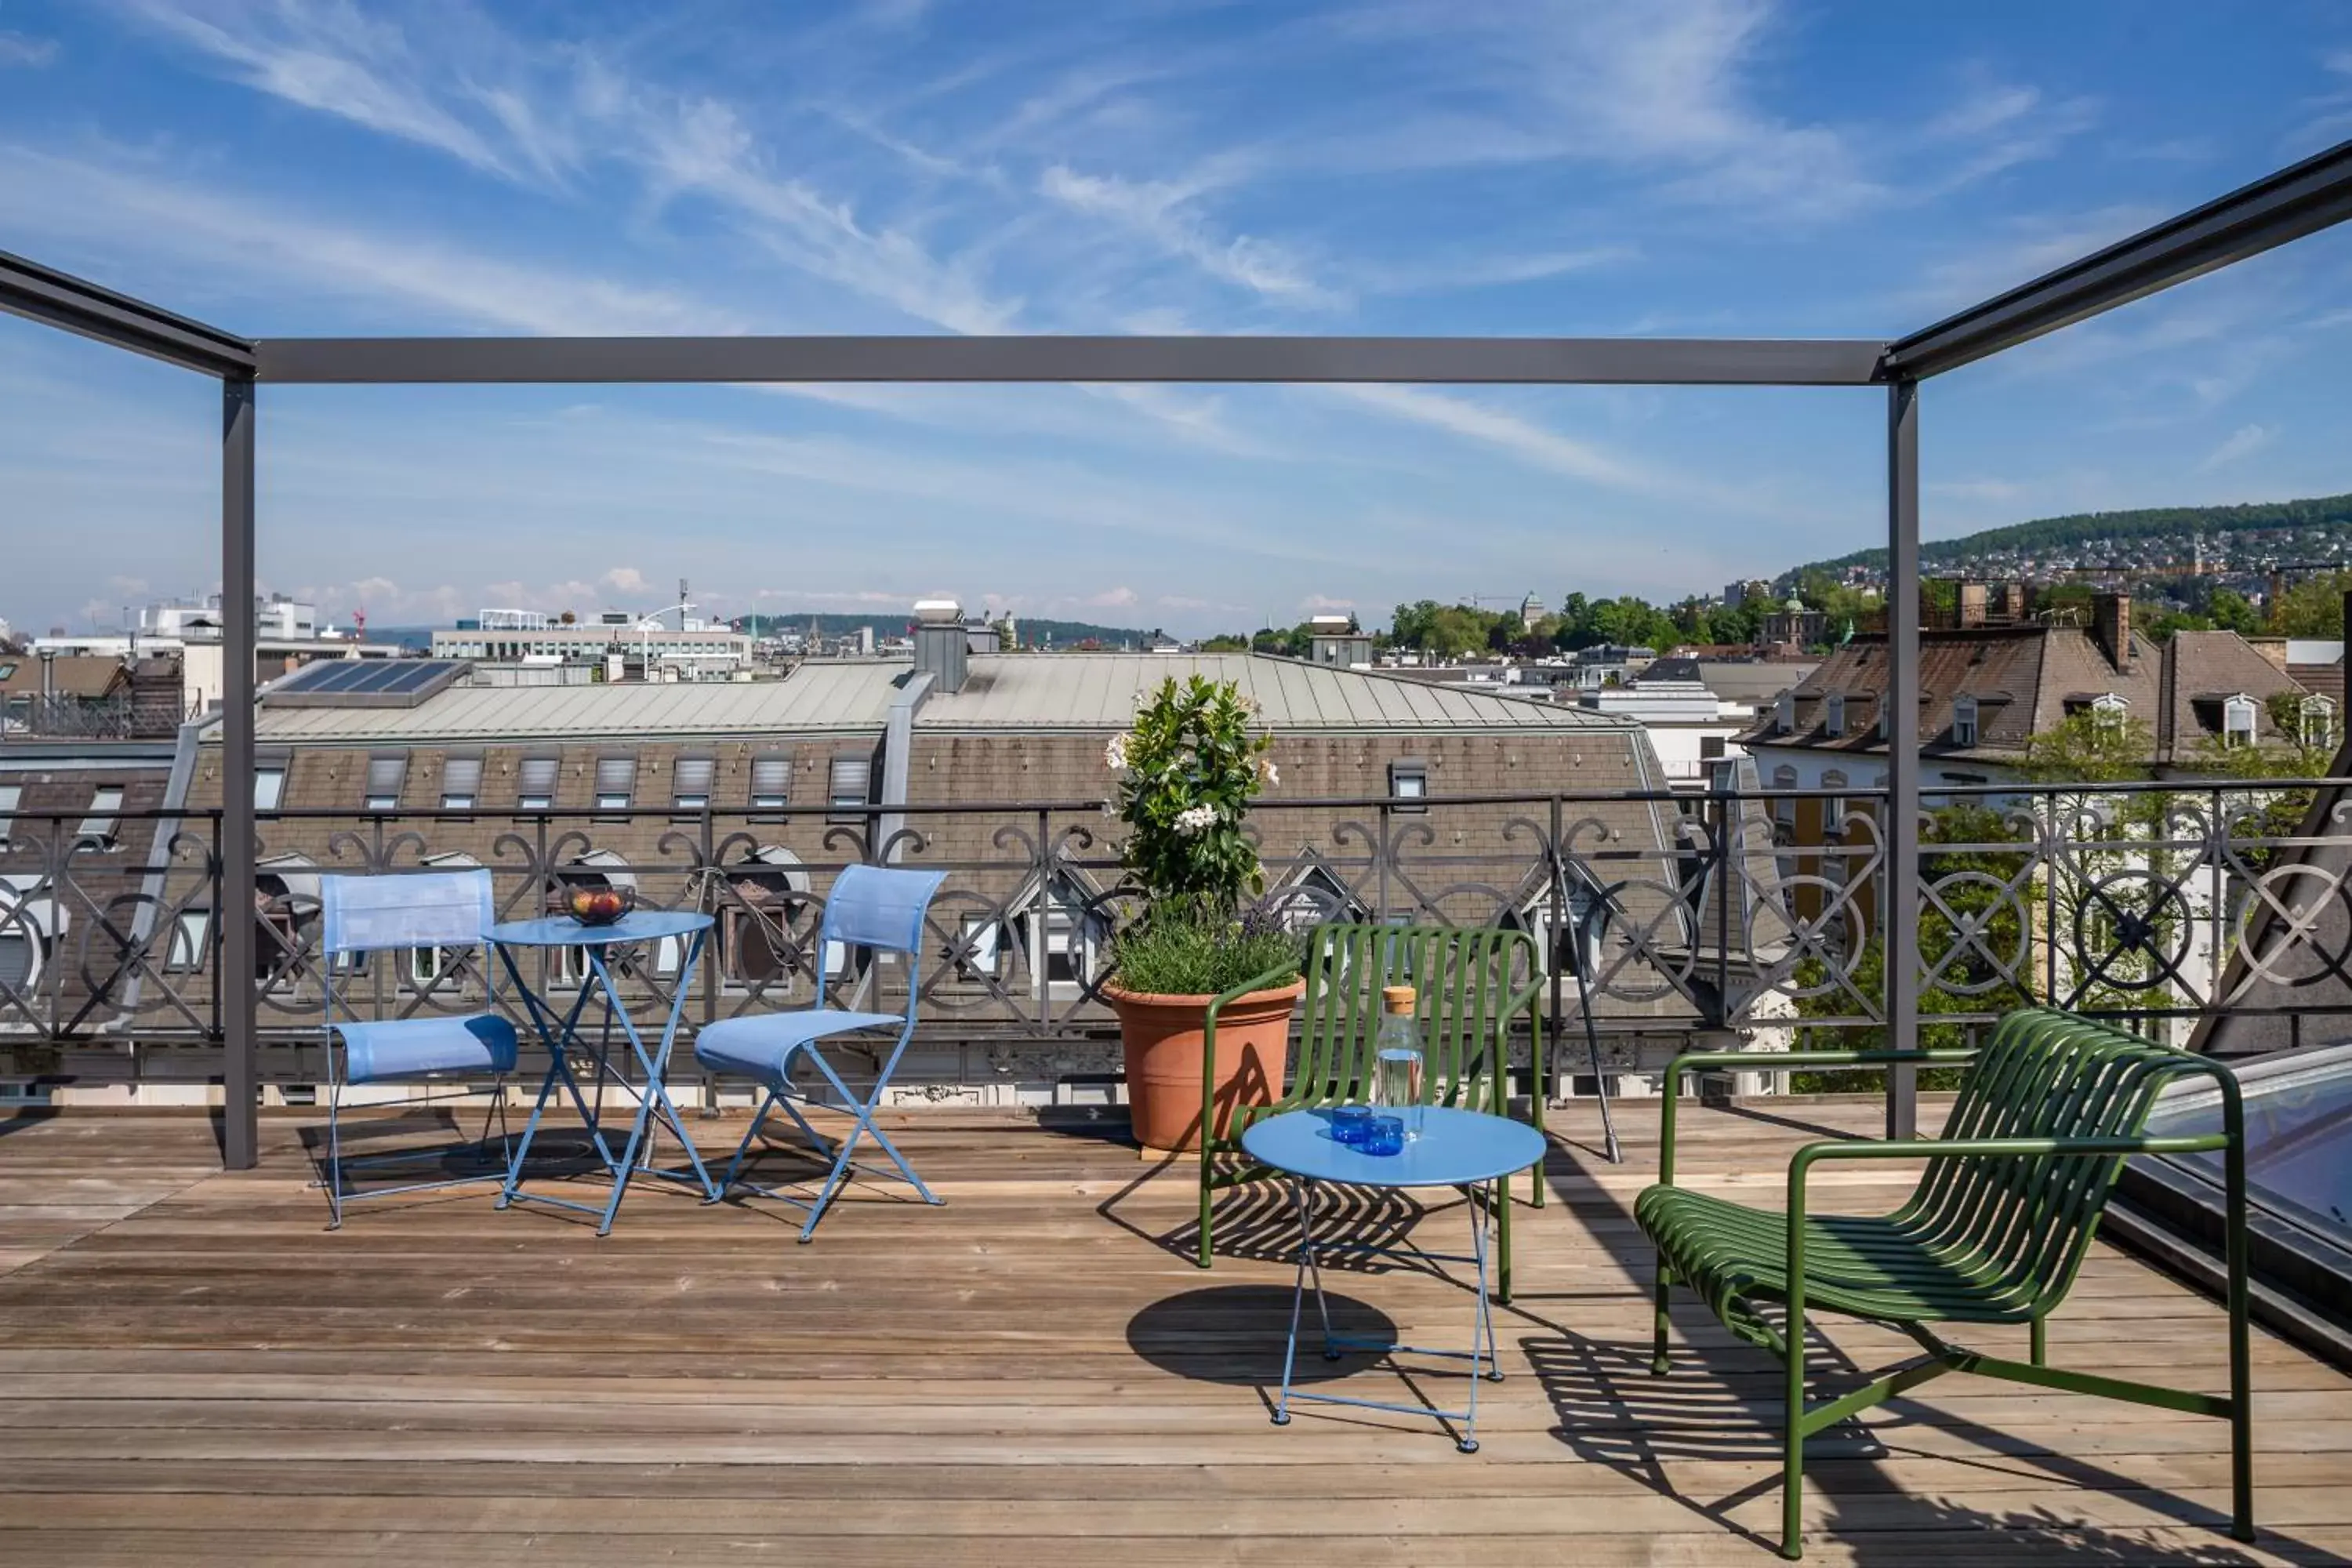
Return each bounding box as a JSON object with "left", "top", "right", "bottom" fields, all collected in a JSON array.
[
  {"left": 694, "top": 865, "right": 947, "bottom": 1242},
  {"left": 316, "top": 869, "right": 519, "bottom": 1228}
]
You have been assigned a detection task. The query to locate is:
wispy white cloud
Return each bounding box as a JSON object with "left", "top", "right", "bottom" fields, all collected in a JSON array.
[
  {"left": 115, "top": 0, "right": 572, "bottom": 183},
  {"left": 1297, "top": 0, "right": 1882, "bottom": 222},
  {"left": 0, "top": 28, "right": 57, "bottom": 66},
  {"left": 2198, "top": 423, "right": 2275, "bottom": 472},
  {"left": 1331, "top": 385, "right": 1657, "bottom": 492},
  {"left": 1896, "top": 205, "right": 2163, "bottom": 316},
  {"left": 1358, "top": 245, "right": 1636, "bottom": 297},
  {"left": 1916, "top": 79, "right": 2100, "bottom": 191},
  {"left": 0, "top": 147, "right": 726, "bottom": 335},
  {"left": 1040, "top": 162, "right": 1330, "bottom": 304},
  {"left": 622, "top": 89, "right": 1022, "bottom": 333},
  {"left": 2288, "top": 48, "right": 2352, "bottom": 147}
]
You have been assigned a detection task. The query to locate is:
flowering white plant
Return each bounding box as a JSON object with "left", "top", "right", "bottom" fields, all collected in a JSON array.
[{"left": 1106, "top": 674, "right": 1275, "bottom": 910}]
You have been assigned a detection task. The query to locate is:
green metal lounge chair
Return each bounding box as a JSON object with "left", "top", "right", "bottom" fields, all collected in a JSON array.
[
  {"left": 1638, "top": 1007, "right": 2252, "bottom": 1560},
  {"left": 1197, "top": 924, "right": 1544, "bottom": 1298}
]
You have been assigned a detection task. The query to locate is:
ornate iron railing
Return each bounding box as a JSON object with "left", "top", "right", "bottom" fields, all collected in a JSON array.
[{"left": 2, "top": 779, "right": 2347, "bottom": 1086}]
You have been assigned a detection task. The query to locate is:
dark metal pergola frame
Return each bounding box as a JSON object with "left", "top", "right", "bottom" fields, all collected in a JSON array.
[{"left": 5, "top": 139, "right": 2347, "bottom": 1169}]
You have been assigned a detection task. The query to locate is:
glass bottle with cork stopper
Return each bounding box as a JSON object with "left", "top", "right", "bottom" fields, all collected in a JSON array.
[{"left": 1372, "top": 983, "right": 1426, "bottom": 1141}]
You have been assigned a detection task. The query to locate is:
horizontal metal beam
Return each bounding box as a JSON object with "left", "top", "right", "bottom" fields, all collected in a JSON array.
[
  {"left": 0, "top": 249, "right": 255, "bottom": 379},
  {"left": 1883, "top": 139, "right": 2352, "bottom": 380},
  {"left": 254, "top": 335, "right": 1888, "bottom": 387}
]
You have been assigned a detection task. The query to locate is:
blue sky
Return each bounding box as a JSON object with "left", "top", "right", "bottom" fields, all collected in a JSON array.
[{"left": 1, "top": 1, "right": 2347, "bottom": 637}]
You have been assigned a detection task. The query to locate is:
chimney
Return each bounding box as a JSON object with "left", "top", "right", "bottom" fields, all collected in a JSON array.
[
  {"left": 2000, "top": 582, "right": 2027, "bottom": 622},
  {"left": 2246, "top": 637, "right": 2290, "bottom": 674},
  {"left": 2092, "top": 592, "right": 2132, "bottom": 673},
  {"left": 1957, "top": 581, "right": 1988, "bottom": 630},
  {"left": 912, "top": 598, "right": 968, "bottom": 693}
]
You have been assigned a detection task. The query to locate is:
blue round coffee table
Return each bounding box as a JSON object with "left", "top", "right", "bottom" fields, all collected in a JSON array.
[
  {"left": 1240, "top": 1105, "right": 1545, "bottom": 1453},
  {"left": 488, "top": 909, "right": 719, "bottom": 1236}
]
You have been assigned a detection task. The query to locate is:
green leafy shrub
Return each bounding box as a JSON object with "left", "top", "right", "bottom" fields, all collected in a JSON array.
[{"left": 1112, "top": 898, "right": 1301, "bottom": 996}]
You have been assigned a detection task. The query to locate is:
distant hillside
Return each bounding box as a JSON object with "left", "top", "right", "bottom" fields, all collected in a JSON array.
[
  {"left": 1795, "top": 493, "right": 2352, "bottom": 577},
  {"left": 732, "top": 612, "right": 1156, "bottom": 648}
]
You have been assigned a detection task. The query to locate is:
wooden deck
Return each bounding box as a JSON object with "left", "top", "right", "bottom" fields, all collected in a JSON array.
[{"left": 0, "top": 1096, "right": 2348, "bottom": 1566}]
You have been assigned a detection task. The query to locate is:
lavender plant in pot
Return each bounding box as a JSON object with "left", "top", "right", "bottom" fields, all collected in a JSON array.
[{"left": 1100, "top": 675, "right": 1302, "bottom": 1157}]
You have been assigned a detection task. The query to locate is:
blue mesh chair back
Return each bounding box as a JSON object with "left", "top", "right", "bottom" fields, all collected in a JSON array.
[
  {"left": 819, "top": 865, "right": 945, "bottom": 958},
  {"left": 321, "top": 869, "right": 498, "bottom": 957}
]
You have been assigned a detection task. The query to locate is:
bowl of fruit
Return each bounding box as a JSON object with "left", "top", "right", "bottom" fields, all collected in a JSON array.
[{"left": 558, "top": 885, "right": 637, "bottom": 927}]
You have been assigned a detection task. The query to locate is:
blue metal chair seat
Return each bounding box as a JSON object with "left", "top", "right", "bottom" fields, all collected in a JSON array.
[
  {"left": 695, "top": 865, "right": 949, "bottom": 1242},
  {"left": 694, "top": 1011, "right": 906, "bottom": 1080},
  {"left": 336, "top": 1014, "right": 519, "bottom": 1084}
]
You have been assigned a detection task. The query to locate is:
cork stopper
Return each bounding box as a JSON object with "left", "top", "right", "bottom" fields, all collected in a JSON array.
[{"left": 1381, "top": 985, "right": 1416, "bottom": 1014}]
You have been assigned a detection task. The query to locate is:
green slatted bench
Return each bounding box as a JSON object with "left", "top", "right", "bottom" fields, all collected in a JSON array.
[
  {"left": 1198, "top": 923, "right": 1544, "bottom": 1297},
  {"left": 1637, "top": 1007, "right": 2253, "bottom": 1561}
]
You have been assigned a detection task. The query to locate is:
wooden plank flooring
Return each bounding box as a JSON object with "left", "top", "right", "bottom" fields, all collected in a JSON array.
[{"left": 0, "top": 1096, "right": 2347, "bottom": 1565}]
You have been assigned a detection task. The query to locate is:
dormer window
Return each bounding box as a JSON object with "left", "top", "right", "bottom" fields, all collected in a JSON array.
[
  {"left": 2302, "top": 694, "right": 2337, "bottom": 749},
  {"left": 363, "top": 751, "right": 408, "bottom": 812},
  {"left": 1775, "top": 691, "right": 1795, "bottom": 735},
  {"left": 672, "top": 754, "right": 716, "bottom": 815},
  {"left": 2091, "top": 692, "right": 2128, "bottom": 731},
  {"left": 2222, "top": 694, "right": 2258, "bottom": 749},
  {"left": 516, "top": 753, "right": 560, "bottom": 812},
  {"left": 1824, "top": 694, "right": 1846, "bottom": 738},
  {"left": 594, "top": 752, "right": 638, "bottom": 815},
  {"left": 1951, "top": 695, "right": 1979, "bottom": 749},
  {"left": 439, "top": 751, "right": 481, "bottom": 811},
  {"left": 1388, "top": 759, "right": 1429, "bottom": 812}
]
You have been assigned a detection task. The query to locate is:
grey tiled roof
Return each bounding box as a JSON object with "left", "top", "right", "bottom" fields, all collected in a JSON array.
[
  {"left": 253, "top": 662, "right": 906, "bottom": 741},
  {"left": 917, "top": 655, "right": 1632, "bottom": 733},
  {"left": 249, "top": 652, "right": 1638, "bottom": 744}
]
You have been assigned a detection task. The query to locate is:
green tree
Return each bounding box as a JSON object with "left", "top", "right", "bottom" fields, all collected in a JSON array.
[
  {"left": 2266, "top": 572, "right": 2352, "bottom": 637},
  {"left": 2018, "top": 711, "right": 2155, "bottom": 786},
  {"left": 2207, "top": 587, "right": 2263, "bottom": 634}
]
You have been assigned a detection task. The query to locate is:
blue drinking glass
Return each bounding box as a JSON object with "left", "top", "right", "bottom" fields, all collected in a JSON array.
[
  {"left": 1362, "top": 1115, "right": 1406, "bottom": 1157},
  {"left": 1330, "top": 1105, "right": 1373, "bottom": 1146}
]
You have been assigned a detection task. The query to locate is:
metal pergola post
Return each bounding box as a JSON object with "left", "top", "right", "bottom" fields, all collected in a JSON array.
[
  {"left": 0, "top": 139, "right": 2344, "bottom": 1168},
  {"left": 220, "top": 378, "right": 259, "bottom": 1167},
  {"left": 1885, "top": 380, "right": 1922, "bottom": 1137}
]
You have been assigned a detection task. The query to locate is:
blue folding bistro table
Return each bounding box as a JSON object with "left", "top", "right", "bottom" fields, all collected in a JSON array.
[
  {"left": 489, "top": 909, "right": 720, "bottom": 1234},
  {"left": 1241, "top": 1105, "right": 1545, "bottom": 1453}
]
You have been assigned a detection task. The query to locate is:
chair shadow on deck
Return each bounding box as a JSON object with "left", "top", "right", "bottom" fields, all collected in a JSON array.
[
  {"left": 715, "top": 1118, "right": 944, "bottom": 1229},
  {"left": 1096, "top": 1147, "right": 1428, "bottom": 1269},
  {"left": 1510, "top": 1138, "right": 2303, "bottom": 1566},
  {"left": 294, "top": 1107, "right": 539, "bottom": 1200}
]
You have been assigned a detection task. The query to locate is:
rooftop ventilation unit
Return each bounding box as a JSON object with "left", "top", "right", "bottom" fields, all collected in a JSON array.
[{"left": 913, "top": 601, "right": 968, "bottom": 692}]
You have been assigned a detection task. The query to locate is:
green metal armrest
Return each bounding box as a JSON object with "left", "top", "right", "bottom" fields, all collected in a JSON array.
[
  {"left": 1657, "top": 1048, "right": 1976, "bottom": 1186},
  {"left": 1198, "top": 960, "right": 1307, "bottom": 1130}
]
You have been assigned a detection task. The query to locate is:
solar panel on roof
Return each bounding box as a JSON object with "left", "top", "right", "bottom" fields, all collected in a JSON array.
[
  {"left": 265, "top": 659, "right": 469, "bottom": 709},
  {"left": 347, "top": 663, "right": 415, "bottom": 693}
]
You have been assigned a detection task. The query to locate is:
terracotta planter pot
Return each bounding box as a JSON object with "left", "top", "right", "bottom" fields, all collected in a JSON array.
[{"left": 1105, "top": 979, "right": 1304, "bottom": 1156}]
